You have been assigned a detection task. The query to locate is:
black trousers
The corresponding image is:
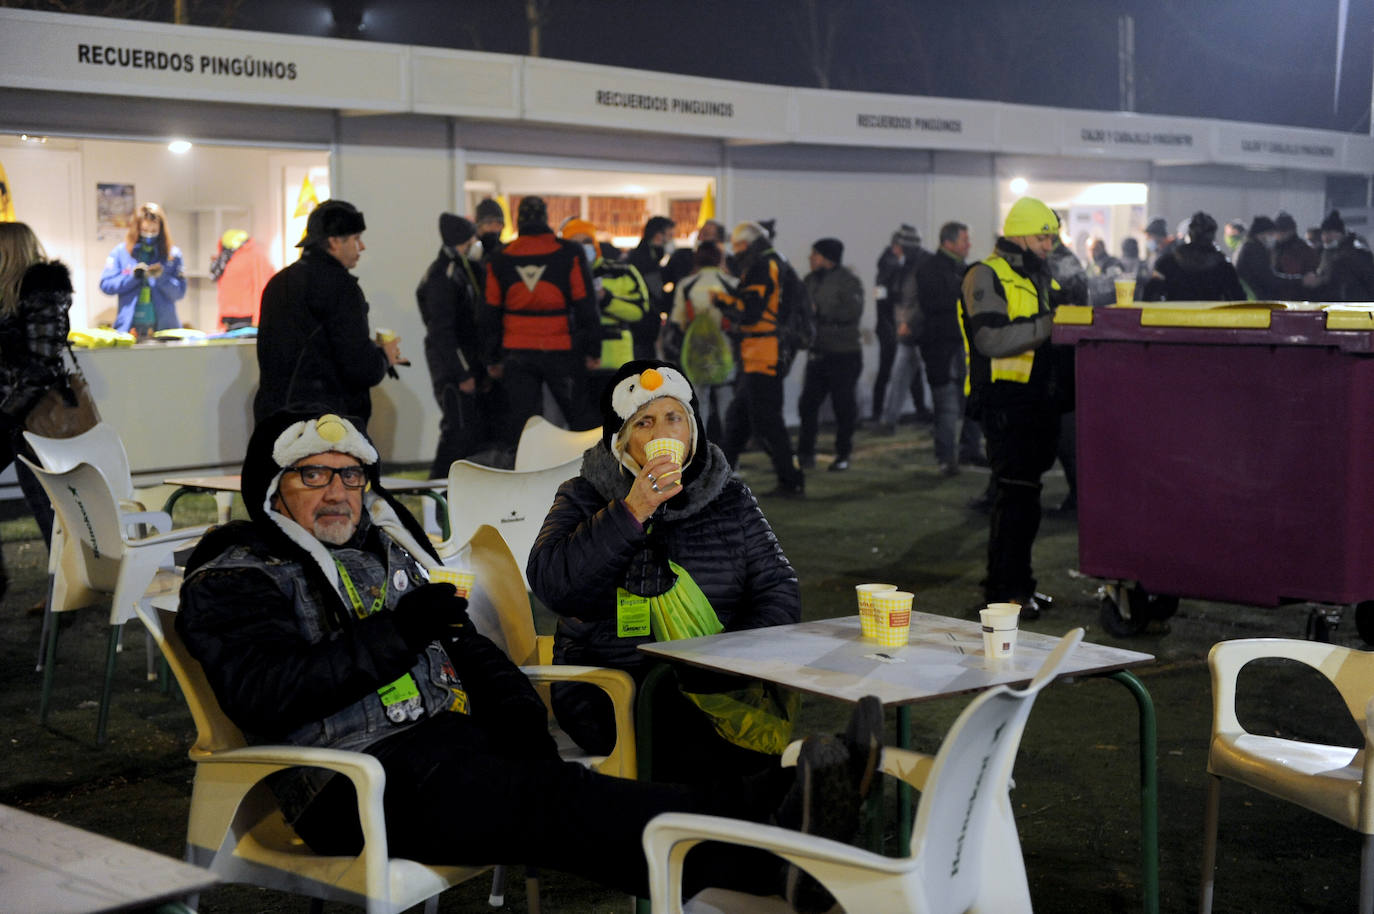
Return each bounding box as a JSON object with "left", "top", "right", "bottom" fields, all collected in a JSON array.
[
  {"left": 429, "top": 381, "right": 506, "bottom": 480},
  {"left": 293, "top": 634, "right": 783, "bottom": 899},
  {"left": 982, "top": 403, "right": 1061, "bottom": 601},
  {"left": 501, "top": 350, "right": 587, "bottom": 449},
  {"left": 721, "top": 372, "right": 804, "bottom": 490},
  {"left": 870, "top": 316, "right": 896, "bottom": 419},
  {"left": 797, "top": 351, "right": 862, "bottom": 461}
]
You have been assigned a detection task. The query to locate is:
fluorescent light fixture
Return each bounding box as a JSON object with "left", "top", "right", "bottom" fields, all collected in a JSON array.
[
  {"left": 1010, "top": 177, "right": 1029, "bottom": 195},
  {"left": 19, "top": 134, "right": 48, "bottom": 144},
  {"left": 168, "top": 139, "right": 192, "bottom": 154},
  {"left": 622, "top": 184, "right": 646, "bottom": 194},
  {"left": 1072, "top": 182, "right": 1148, "bottom": 206}
]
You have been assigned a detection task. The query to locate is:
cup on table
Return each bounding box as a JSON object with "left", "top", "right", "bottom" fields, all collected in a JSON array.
[
  {"left": 429, "top": 567, "right": 475, "bottom": 599},
  {"left": 980, "top": 602, "right": 1021, "bottom": 658},
  {"left": 855, "top": 583, "right": 897, "bottom": 639},
  {"left": 644, "top": 437, "right": 686, "bottom": 467},
  {"left": 1113, "top": 279, "right": 1136, "bottom": 306},
  {"left": 872, "top": 590, "right": 914, "bottom": 648}
]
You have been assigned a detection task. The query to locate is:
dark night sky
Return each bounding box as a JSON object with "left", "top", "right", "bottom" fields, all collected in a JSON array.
[{"left": 49, "top": 0, "right": 1374, "bottom": 134}]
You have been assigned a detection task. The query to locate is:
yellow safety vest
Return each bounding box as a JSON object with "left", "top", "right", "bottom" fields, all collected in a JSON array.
[{"left": 959, "top": 253, "right": 1055, "bottom": 393}]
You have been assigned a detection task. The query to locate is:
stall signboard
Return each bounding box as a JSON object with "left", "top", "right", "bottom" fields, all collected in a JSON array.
[
  {"left": 411, "top": 47, "right": 520, "bottom": 119},
  {"left": 1062, "top": 111, "right": 1206, "bottom": 163},
  {"left": 1214, "top": 122, "right": 1346, "bottom": 172},
  {"left": 0, "top": 8, "right": 409, "bottom": 113},
  {"left": 792, "top": 87, "right": 998, "bottom": 151},
  {"left": 521, "top": 57, "right": 790, "bottom": 141}
]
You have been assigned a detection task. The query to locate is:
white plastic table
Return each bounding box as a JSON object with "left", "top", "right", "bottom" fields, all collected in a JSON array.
[
  {"left": 0, "top": 803, "right": 216, "bottom": 914},
  {"left": 639, "top": 613, "right": 1159, "bottom": 913}
]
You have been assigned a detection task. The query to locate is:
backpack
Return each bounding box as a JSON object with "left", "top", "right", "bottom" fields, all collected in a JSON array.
[
  {"left": 772, "top": 255, "right": 815, "bottom": 353},
  {"left": 673, "top": 275, "right": 734, "bottom": 387}
]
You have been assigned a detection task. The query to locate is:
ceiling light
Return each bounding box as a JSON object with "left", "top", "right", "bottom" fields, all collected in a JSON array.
[
  {"left": 1010, "top": 177, "right": 1029, "bottom": 195},
  {"left": 168, "top": 139, "right": 192, "bottom": 154}
]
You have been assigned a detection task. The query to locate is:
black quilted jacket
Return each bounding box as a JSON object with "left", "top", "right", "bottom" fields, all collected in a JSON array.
[{"left": 528, "top": 440, "right": 800, "bottom": 749}]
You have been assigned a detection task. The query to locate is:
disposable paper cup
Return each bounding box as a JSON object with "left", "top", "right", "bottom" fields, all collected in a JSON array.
[
  {"left": 375, "top": 327, "right": 398, "bottom": 343},
  {"left": 430, "top": 567, "right": 475, "bottom": 599},
  {"left": 855, "top": 583, "right": 897, "bottom": 639},
  {"left": 980, "top": 603, "right": 1021, "bottom": 658},
  {"left": 644, "top": 437, "right": 686, "bottom": 466},
  {"left": 1113, "top": 279, "right": 1136, "bottom": 306},
  {"left": 873, "top": 590, "right": 914, "bottom": 649}
]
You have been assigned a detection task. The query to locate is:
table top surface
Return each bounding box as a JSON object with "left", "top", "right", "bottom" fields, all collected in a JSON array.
[
  {"left": 0, "top": 804, "right": 216, "bottom": 914},
  {"left": 638, "top": 613, "right": 1154, "bottom": 706},
  {"left": 162, "top": 474, "right": 444, "bottom": 493}
]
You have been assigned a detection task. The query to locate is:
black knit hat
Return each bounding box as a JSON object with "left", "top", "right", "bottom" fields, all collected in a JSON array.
[
  {"left": 1248, "top": 215, "right": 1277, "bottom": 236},
  {"left": 297, "top": 199, "right": 366, "bottom": 248},
  {"left": 439, "top": 213, "right": 475, "bottom": 246},
  {"left": 516, "top": 196, "right": 548, "bottom": 229},
  {"left": 1145, "top": 217, "right": 1168, "bottom": 237},
  {"left": 1274, "top": 211, "right": 1298, "bottom": 233},
  {"left": 1186, "top": 211, "right": 1218, "bottom": 245},
  {"left": 812, "top": 237, "right": 844, "bottom": 265},
  {"left": 642, "top": 216, "right": 675, "bottom": 240},
  {"left": 1321, "top": 210, "right": 1346, "bottom": 233},
  {"left": 474, "top": 198, "right": 504, "bottom": 223}
]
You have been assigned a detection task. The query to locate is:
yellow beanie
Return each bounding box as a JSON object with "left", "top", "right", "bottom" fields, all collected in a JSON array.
[{"left": 1002, "top": 197, "right": 1060, "bottom": 237}]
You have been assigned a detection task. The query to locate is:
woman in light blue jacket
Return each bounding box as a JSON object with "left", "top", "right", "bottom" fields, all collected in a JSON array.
[{"left": 98, "top": 202, "right": 186, "bottom": 335}]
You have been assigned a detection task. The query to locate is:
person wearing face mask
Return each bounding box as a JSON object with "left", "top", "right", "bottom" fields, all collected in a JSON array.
[
  {"left": 1142, "top": 217, "right": 1175, "bottom": 273},
  {"left": 958, "top": 197, "right": 1074, "bottom": 620},
  {"left": 1272, "top": 212, "right": 1320, "bottom": 279},
  {"left": 1314, "top": 210, "right": 1374, "bottom": 302},
  {"left": 561, "top": 218, "right": 650, "bottom": 423},
  {"left": 1235, "top": 215, "right": 1306, "bottom": 301},
  {"left": 98, "top": 201, "right": 186, "bottom": 337},
  {"left": 472, "top": 197, "right": 506, "bottom": 265},
  {"left": 625, "top": 215, "right": 676, "bottom": 360},
  {"left": 416, "top": 213, "right": 504, "bottom": 477}
]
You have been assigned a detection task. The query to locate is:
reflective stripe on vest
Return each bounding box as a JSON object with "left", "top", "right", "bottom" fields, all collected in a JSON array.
[{"left": 958, "top": 254, "right": 1050, "bottom": 393}]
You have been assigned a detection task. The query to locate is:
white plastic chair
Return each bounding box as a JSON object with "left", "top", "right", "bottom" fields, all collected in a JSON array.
[
  {"left": 455, "top": 523, "right": 637, "bottom": 913},
  {"left": 24, "top": 423, "right": 174, "bottom": 672},
  {"left": 514, "top": 415, "right": 601, "bottom": 472},
  {"left": 642, "top": 628, "right": 1086, "bottom": 914},
  {"left": 1199, "top": 638, "right": 1374, "bottom": 914},
  {"left": 435, "top": 458, "right": 581, "bottom": 589},
  {"left": 19, "top": 456, "right": 208, "bottom": 744},
  {"left": 133, "top": 599, "right": 487, "bottom": 914}
]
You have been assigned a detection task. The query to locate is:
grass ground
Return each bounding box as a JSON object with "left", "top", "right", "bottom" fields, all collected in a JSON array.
[{"left": 0, "top": 419, "right": 1365, "bottom": 912}]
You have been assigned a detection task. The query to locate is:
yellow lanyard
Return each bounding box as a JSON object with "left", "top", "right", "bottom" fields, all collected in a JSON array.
[{"left": 334, "top": 558, "right": 388, "bottom": 618}]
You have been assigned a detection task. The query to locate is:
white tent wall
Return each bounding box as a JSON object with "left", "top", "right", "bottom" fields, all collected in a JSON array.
[{"left": 335, "top": 116, "right": 458, "bottom": 466}]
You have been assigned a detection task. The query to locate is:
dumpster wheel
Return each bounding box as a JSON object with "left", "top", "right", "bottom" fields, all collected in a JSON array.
[
  {"left": 1355, "top": 602, "right": 1374, "bottom": 646},
  {"left": 1098, "top": 583, "right": 1180, "bottom": 637}
]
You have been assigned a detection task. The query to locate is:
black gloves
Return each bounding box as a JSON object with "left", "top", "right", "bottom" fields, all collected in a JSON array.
[{"left": 391, "top": 583, "right": 472, "bottom": 651}]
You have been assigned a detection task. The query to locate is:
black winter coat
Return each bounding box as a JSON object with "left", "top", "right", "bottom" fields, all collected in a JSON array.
[
  {"left": 253, "top": 248, "right": 389, "bottom": 423},
  {"left": 0, "top": 261, "right": 72, "bottom": 423},
  {"left": 1142, "top": 242, "right": 1245, "bottom": 302},
  {"left": 528, "top": 441, "right": 800, "bottom": 750}
]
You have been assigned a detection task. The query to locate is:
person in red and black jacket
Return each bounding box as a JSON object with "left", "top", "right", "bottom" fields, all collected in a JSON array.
[{"left": 482, "top": 196, "right": 602, "bottom": 458}]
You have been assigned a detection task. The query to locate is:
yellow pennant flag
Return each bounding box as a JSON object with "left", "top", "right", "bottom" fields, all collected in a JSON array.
[
  {"left": 293, "top": 174, "right": 319, "bottom": 219},
  {"left": 496, "top": 195, "right": 515, "bottom": 243},
  {"left": 0, "top": 159, "right": 16, "bottom": 222},
  {"left": 696, "top": 181, "right": 715, "bottom": 229}
]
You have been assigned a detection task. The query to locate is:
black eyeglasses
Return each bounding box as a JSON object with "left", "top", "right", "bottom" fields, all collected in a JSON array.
[{"left": 287, "top": 465, "right": 368, "bottom": 488}]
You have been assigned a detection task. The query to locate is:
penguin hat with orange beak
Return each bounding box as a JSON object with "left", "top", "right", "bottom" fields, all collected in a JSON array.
[{"left": 601, "top": 360, "right": 706, "bottom": 477}]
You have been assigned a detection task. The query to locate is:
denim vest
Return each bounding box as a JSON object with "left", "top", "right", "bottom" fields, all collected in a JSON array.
[{"left": 196, "top": 530, "right": 461, "bottom": 823}]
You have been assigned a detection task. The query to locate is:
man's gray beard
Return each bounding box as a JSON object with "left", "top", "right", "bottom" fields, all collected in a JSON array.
[{"left": 314, "top": 517, "right": 357, "bottom": 546}]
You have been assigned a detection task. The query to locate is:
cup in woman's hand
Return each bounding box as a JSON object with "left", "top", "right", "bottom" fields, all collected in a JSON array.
[{"left": 644, "top": 437, "right": 686, "bottom": 467}]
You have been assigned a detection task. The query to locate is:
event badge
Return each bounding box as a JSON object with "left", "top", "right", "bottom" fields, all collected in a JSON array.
[
  {"left": 377, "top": 673, "right": 424, "bottom": 723},
  {"left": 616, "top": 588, "right": 651, "bottom": 638}
]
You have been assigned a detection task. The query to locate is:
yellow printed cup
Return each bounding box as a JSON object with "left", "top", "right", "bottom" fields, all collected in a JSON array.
[
  {"left": 873, "top": 590, "right": 914, "bottom": 648},
  {"left": 644, "top": 437, "right": 686, "bottom": 466},
  {"left": 855, "top": 583, "right": 897, "bottom": 639},
  {"left": 430, "top": 567, "right": 475, "bottom": 599},
  {"left": 1113, "top": 279, "right": 1136, "bottom": 306},
  {"left": 375, "top": 327, "right": 398, "bottom": 344}
]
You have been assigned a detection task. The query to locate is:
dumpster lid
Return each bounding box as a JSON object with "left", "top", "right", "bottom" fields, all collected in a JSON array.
[{"left": 1052, "top": 301, "right": 1374, "bottom": 351}]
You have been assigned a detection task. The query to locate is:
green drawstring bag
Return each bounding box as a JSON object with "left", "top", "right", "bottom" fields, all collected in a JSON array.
[{"left": 647, "top": 561, "right": 799, "bottom": 755}]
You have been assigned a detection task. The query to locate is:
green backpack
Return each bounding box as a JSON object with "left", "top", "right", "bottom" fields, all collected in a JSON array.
[{"left": 678, "top": 277, "right": 734, "bottom": 387}]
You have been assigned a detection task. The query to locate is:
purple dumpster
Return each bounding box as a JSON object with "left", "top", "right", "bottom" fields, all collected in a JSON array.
[{"left": 1052, "top": 302, "right": 1374, "bottom": 638}]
